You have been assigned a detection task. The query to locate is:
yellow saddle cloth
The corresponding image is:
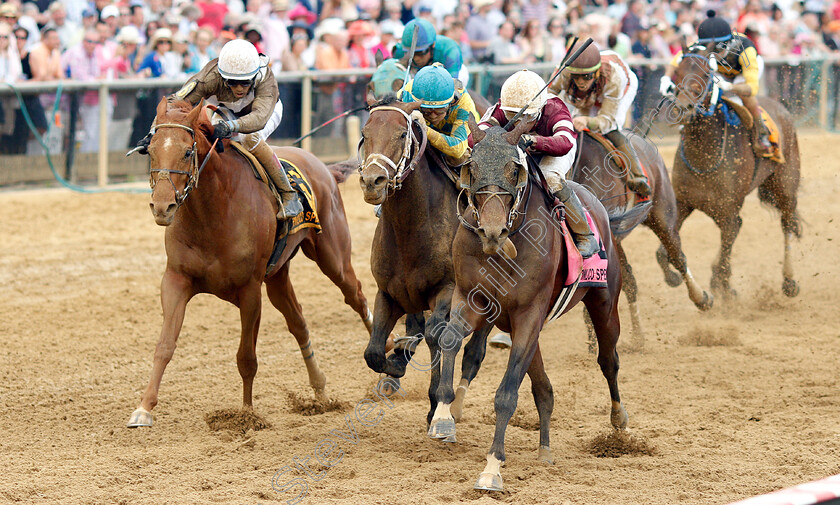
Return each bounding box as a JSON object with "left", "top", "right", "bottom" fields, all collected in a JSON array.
[
  {"left": 719, "top": 98, "right": 785, "bottom": 164},
  {"left": 229, "top": 141, "right": 321, "bottom": 235}
]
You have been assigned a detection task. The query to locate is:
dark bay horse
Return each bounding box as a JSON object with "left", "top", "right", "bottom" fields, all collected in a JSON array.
[
  {"left": 668, "top": 48, "right": 802, "bottom": 299},
  {"left": 358, "top": 96, "right": 494, "bottom": 426},
  {"left": 572, "top": 130, "right": 713, "bottom": 347},
  {"left": 127, "top": 98, "right": 373, "bottom": 427},
  {"left": 428, "top": 119, "right": 628, "bottom": 491}
]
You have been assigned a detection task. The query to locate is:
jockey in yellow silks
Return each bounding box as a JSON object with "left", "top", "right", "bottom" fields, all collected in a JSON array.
[
  {"left": 660, "top": 10, "right": 772, "bottom": 156},
  {"left": 402, "top": 63, "right": 479, "bottom": 165}
]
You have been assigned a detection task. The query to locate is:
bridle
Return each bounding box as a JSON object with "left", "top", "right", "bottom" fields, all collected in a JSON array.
[
  {"left": 673, "top": 51, "right": 721, "bottom": 121},
  {"left": 149, "top": 123, "right": 218, "bottom": 208},
  {"left": 356, "top": 105, "right": 427, "bottom": 192},
  {"left": 456, "top": 144, "right": 529, "bottom": 233}
]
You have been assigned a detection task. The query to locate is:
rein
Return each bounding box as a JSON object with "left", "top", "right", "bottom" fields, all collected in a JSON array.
[
  {"left": 357, "top": 105, "right": 428, "bottom": 192},
  {"left": 149, "top": 123, "right": 218, "bottom": 207}
]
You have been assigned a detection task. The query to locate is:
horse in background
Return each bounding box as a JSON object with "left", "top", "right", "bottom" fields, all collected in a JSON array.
[
  {"left": 128, "top": 98, "right": 373, "bottom": 427},
  {"left": 668, "top": 47, "right": 802, "bottom": 299},
  {"left": 572, "top": 130, "right": 713, "bottom": 348},
  {"left": 428, "top": 118, "right": 628, "bottom": 491}
]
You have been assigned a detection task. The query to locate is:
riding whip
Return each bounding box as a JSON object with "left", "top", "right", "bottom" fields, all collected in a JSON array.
[
  {"left": 292, "top": 104, "right": 369, "bottom": 146},
  {"left": 401, "top": 23, "right": 421, "bottom": 93},
  {"left": 504, "top": 37, "right": 594, "bottom": 129}
]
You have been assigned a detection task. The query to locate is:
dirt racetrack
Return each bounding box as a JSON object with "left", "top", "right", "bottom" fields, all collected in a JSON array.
[{"left": 1, "top": 132, "right": 839, "bottom": 505}]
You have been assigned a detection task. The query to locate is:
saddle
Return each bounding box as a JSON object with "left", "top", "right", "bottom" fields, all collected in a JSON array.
[
  {"left": 719, "top": 96, "right": 786, "bottom": 164},
  {"left": 228, "top": 141, "right": 321, "bottom": 276},
  {"left": 583, "top": 131, "right": 651, "bottom": 205}
]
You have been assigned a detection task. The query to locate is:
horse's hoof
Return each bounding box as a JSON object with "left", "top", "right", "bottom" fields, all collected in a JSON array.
[
  {"left": 384, "top": 353, "right": 409, "bottom": 377},
  {"left": 695, "top": 291, "right": 714, "bottom": 311},
  {"left": 364, "top": 348, "right": 387, "bottom": 374},
  {"left": 127, "top": 407, "right": 153, "bottom": 428},
  {"left": 782, "top": 278, "right": 800, "bottom": 298},
  {"left": 611, "top": 405, "right": 628, "bottom": 430},
  {"left": 376, "top": 375, "right": 401, "bottom": 397},
  {"left": 474, "top": 472, "right": 504, "bottom": 492},
  {"left": 489, "top": 333, "right": 511, "bottom": 349},
  {"left": 664, "top": 270, "right": 683, "bottom": 288},
  {"left": 428, "top": 418, "right": 456, "bottom": 440},
  {"left": 538, "top": 445, "right": 554, "bottom": 464}
]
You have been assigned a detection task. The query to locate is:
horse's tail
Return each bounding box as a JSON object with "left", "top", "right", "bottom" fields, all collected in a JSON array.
[
  {"left": 326, "top": 157, "right": 358, "bottom": 184},
  {"left": 757, "top": 184, "right": 804, "bottom": 239},
  {"left": 607, "top": 200, "right": 653, "bottom": 239}
]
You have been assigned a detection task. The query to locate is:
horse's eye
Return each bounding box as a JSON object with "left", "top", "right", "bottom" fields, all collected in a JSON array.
[
  {"left": 400, "top": 131, "right": 407, "bottom": 139},
  {"left": 184, "top": 150, "right": 192, "bottom": 159}
]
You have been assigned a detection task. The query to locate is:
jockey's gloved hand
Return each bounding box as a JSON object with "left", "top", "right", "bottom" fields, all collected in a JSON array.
[
  {"left": 135, "top": 132, "right": 153, "bottom": 155},
  {"left": 212, "top": 121, "right": 234, "bottom": 140},
  {"left": 410, "top": 110, "right": 427, "bottom": 136},
  {"left": 715, "top": 77, "right": 733, "bottom": 92},
  {"left": 518, "top": 134, "right": 535, "bottom": 151},
  {"left": 659, "top": 75, "right": 675, "bottom": 96}
]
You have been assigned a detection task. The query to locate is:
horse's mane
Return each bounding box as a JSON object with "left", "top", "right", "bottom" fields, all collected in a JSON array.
[
  {"left": 164, "top": 99, "right": 214, "bottom": 141},
  {"left": 370, "top": 94, "right": 400, "bottom": 109}
]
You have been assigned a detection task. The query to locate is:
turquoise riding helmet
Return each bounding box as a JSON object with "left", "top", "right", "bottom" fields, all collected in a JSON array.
[
  {"left": 401, "top": 18, "right": 436, "bottom": 52},
  {"left": 406, "top": 64, "right": 455, "bottom": 109}
]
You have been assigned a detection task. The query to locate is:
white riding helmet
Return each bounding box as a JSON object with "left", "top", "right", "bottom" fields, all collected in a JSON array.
[
  {"left": 218, "top": 39, "right": 261, "bottom": 81},
  {"left": 500, "top": 70, "right": 548, "bottom": 116}
]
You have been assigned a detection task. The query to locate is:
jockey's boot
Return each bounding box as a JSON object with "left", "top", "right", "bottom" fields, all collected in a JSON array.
[
  {"left": 605, "top": 129, "right": 651, "bottom": 197},
  {"left": 251, "top": 139, "right": 304, "bottom": 221},
  {"left": 554, "top": 183, "right": 600, "bottom": 259}
]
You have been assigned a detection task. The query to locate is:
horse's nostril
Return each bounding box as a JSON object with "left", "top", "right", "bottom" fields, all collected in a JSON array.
[
  {"left": 373, "top": 175, "right": 387, "bottom": 188},
  {"left": 166, "top": 203, "right": 177, "bottom": 215}
]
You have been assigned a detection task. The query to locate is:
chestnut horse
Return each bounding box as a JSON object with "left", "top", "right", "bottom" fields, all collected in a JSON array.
[
  {"left": 127, "top": 98, "right": 373, "bottom": 427},
  {"left": 358, "top": 96, "right": 494, "bottom": 427},
  {"left": 572, "top": 130, "right": 712, "bottom": 348},
  {"left": 427, "top": 119, "right": 628, "bottom": 491},
  {"left": 668, "top": 48, "right": 802, "bottom": 299}
]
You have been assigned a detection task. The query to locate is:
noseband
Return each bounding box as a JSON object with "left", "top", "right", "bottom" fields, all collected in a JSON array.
[
  {"left": 357, "top": 105, "right": 428, "bottom": 192},
  {"left": 674, "top": 52, "right": 720, "bottom": 119},
  {"left": 149, "top": 123, "right": 216, "bottom": 208}
]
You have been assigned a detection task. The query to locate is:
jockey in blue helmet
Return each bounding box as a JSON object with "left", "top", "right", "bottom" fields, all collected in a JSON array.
[
  {"left": 393, "top": 18, "right": 463, "bottom": 81},
  {"left": 402, "top": 63, "right": 478, "bottom": 164}
]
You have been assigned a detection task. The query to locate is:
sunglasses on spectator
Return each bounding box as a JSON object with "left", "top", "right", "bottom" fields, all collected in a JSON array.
[
  {"left": 225, "top": 78, "right": 253, "bottom": 88},
  {"left": 84, "top": 38, "right": 100, "bottom": 44},
  {"left": 15, "top": 35, "right": 26, "bottom": 40}
]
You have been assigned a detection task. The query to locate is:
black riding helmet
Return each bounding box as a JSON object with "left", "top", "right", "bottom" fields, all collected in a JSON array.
[{"left": 697, "top": 10, "right": 733, "bottom": 44}]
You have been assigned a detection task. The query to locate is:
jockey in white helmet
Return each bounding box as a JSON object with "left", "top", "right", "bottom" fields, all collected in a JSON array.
[{"left": 137, "top": 39, "right": 302, "bottom": 221}]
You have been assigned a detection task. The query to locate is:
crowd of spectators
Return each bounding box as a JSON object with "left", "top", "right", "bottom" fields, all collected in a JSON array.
[{"left": 0, "top": 0, "right": 838, "bottom": 153}]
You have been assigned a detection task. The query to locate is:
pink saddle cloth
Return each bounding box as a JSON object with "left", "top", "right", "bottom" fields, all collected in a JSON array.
[{"left": 562, "top": 211, "right": 608, "bottom": 288}]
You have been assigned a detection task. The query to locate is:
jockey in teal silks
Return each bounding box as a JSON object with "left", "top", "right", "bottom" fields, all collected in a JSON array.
[{"left": 392, "top": 18, "right": 467, "bottom": 86}]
